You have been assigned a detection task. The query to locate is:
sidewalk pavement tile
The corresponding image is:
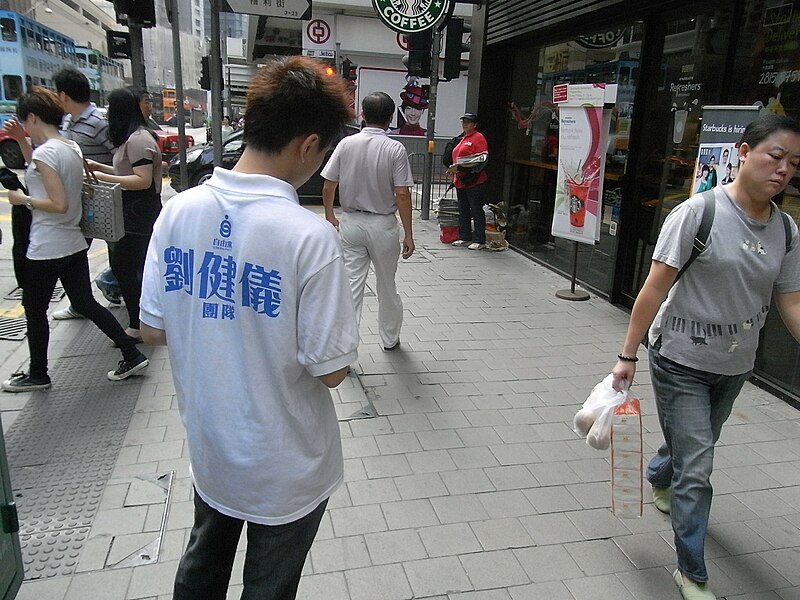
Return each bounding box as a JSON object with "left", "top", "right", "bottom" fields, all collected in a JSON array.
[
  {"left": 613, "top": 532, "right": 680, "bottom": 569},
  {"left": 6, "top": 212, "right": 800, "bottom": 599},
  {"left": 507, "top": 580, "right": 575, "bottom": 600},
  {"left": 363, "top": 529, "right": 427, "bottom": 564},
  {"left": 381, "top": 498, "right": 439, "bottom": 529},
  {"left": 564, "top": 539, "right": 637, "bottom": 575},
  {"left": 344, "top": 563, "right": 413, "bottom": 600},
  {"left": 459, "top": 549, "right": 529, "bottom": 589},
  {"left": 470, "top": 517, "right": 533, "bottom": 551},
  {"left": 403, "top": 555, "right": 472, "bottom": 596},
  {"left": 309, "top": 536, "right": 371, "bottom": 573},
  {"left": 296, "top": 572, "right": 350, "bottom": 600},
  {"left": 64, "top": 569, "right": 132, "bottom": 600},
  {"left": 563, "top": 573, "right": 636, "bottom": 600}
]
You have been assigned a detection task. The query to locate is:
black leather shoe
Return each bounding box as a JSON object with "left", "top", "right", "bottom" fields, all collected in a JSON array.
[{"left": 383, "top": 340, "right": 401, "bottom": 351}]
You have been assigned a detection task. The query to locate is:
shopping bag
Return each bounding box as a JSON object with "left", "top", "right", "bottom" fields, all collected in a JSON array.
[
  {"left": 80, "top": 159, "right": 124, "bottom": 242},
  {"left": 439, "top": 225, "right": 459, "bottom": 244},
  {"left": 573, "top": 373, "right": 627, "bottom": 449},
  {"left": 611, "top": 398, "right": 643, "bottom": 518},
  {"left": 573, "top": 374, "right": 644, "bottom": 518}
]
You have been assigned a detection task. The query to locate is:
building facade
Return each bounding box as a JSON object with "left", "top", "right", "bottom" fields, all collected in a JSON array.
[{"left": 471, "top": 0, "right": 800, "bottom": 400}]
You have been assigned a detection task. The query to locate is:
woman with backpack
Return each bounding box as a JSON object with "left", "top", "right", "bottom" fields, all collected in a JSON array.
[
  {"left": 611, "top": 113, "right": 800, "bottom": 600},
  {"left": 447, "top": 112, "right": 489, "bottom": 250}
]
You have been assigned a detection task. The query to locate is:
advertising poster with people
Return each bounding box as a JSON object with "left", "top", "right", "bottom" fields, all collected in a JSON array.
[
  {"left": 356, "top": 67, "right": 468, "bottom": 138},
  {"left": 551, "top": 84, "right": 616, "bottom": 244},
  {"left": 691, "top": 106, "right": 762, "bottom": 195}
]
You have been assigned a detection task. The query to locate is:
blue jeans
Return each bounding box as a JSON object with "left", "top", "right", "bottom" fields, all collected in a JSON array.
[
  {"left": 646, "top": 343, "right": 750, "bottom": 582},
  {"left": 456, "top": 184, "right": 486, "bottom": 244},
  {"left": 173, "top": 490, "right": 328, "bottom": 600}
]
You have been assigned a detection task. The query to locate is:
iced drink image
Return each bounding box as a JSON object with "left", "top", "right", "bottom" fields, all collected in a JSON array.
[{"left": 567, "top": 178, "right": 590, "bottom": 228}]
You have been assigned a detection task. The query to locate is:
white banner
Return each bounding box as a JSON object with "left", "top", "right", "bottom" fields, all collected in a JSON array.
[{"left": 552, "top": 84, "right": 616, "bottom": 244}]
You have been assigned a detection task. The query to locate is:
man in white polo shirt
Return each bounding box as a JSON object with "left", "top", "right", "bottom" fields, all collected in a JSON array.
[
  {"left": 322, "top": 91, "right": 415, "bottom": 351},
  {"left": 139, "top": 57, "right": 359, "bottom": 600}
]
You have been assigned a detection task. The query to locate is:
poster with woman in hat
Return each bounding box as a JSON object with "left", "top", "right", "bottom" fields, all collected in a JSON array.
[{"left": 391, "top": 78, "right": 429, "bottom": 136}]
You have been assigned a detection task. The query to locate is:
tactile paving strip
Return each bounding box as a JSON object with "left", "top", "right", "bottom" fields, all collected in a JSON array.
[
  {"left": 19, "top": 528, "right": 90, "bottom": 579},
  {"left": 5, "top": 318, "right": 145, "bottom": 580}
]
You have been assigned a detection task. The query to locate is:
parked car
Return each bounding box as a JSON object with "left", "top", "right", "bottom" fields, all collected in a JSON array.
[
  {"left": 0, "top": 127, "right": 25, "bottom": 169},
  {"left": 168, "top": 127, "right": 358, "bottom": 202},
  {"left": 156, "top": 129, "right": 195, "bottom": 161},
  {"left": 66, "top": 109, "right": 194, "bottom": 162}
]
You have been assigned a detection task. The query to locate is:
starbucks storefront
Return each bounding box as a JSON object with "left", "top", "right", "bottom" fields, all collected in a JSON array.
[{"left": 472, "top": 0, "right": 800, "bottom": 401}]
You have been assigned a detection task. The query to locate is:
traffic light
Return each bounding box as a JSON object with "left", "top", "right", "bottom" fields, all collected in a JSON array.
[
  {"left": 443, "top": 18, "right": 470, "bottom": 80},
  {"left": 112, "top": 0, "right": 156, "bottom": 28},
  {"left": 200, "top": 56, "right": 210, "bottom": 90},
  {"left": 199, "top": 56, "right": 223, "bottom": 91},
  {"left": 341, "top": 58, "right": 358, "bottom": 82},
  {"left": 406, "top": 32, "right": 432, "bottom": 78},
  {"left": 318, "top": 59, "right": 336, "bottom": 77}
]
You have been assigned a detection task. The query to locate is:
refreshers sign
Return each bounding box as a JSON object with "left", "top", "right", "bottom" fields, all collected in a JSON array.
[{"left": 372, "top": 0, "right": 449, "bottom": 34}]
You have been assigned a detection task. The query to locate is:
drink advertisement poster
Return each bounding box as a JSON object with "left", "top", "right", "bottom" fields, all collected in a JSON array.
[
  {"left": 552, "top": 84, "right": 615, "bottom": 244},
  {"left": 691, "top": 106, "right": 761, "bottom": 196}
]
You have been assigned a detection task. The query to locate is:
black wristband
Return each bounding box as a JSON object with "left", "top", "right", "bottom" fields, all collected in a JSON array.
[{"left": 617, "top": 353, "right": 639, "bottom": 363}]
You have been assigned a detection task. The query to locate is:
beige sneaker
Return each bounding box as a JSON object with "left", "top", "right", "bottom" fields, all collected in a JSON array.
[
  {"left": 653, "top": 486, "right": 671, "bottom": 514},
  {"left": 673, "top": 569, "right": 716, "bottom": 600},
  {"left": 52, "top": 306, "right": 84, "bottom": 320}
]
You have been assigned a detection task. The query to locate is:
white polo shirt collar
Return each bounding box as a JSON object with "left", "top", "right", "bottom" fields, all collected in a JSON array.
[
  {"left": 206, "top": 167, "right": 300, "bottom": 203},
  {"left": 361, "top": 126, "right": 389, "bottom": 136}
]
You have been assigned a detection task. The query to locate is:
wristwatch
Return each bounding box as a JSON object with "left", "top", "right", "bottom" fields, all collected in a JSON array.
[{"left": 25, "top": 198, "right": 33, "bottom": 210}]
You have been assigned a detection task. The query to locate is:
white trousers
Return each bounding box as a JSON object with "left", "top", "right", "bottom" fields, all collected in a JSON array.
[{"left": 339, "top": 211, "right": 403, "bottom": 347}]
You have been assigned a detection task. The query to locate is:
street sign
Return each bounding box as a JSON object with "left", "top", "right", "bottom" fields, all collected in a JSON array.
[
  {"left": 220, "top": 0, "right": 312, "bottom": 20},
  {"left": 396, "top": 33, "right": 409, "bottom": 51},
  {"left": 302, "top": 16, "right": 336, "bottom": 59},
  {"left": 306, "top": 19, "right": 331, "bottom": 45}
]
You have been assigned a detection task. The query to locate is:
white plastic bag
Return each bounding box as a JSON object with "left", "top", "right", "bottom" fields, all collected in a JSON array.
[{"left": 572, "top": 374, "right": 627, "bottom": 449}]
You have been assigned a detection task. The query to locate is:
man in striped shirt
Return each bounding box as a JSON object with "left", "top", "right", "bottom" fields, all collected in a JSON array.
[{"left": 53, "top": 68, "right": 114, "bottom": 165}]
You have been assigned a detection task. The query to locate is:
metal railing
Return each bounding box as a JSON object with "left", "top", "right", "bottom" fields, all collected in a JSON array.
[{"left": 408, "top": 152, "right": 456, "bottom": 213}]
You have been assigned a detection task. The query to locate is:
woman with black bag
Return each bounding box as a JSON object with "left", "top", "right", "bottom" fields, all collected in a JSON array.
[
  {"left": 1, "top": 87, "right": 148, "bottom": 392},
  {"left": 86, "top": 88, "right": 162, "bottom": 343}
]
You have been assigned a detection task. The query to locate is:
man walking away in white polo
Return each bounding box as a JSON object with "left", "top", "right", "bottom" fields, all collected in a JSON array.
[{"left": 322, "top": 92, "right": 415, "bottom": 351}]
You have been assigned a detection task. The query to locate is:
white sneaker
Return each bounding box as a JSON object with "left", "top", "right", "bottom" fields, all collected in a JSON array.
[
  {"left": 52, "top": 306, "right": 84, "bottom": 320},
  {"left": 452, "top": 240, "right": 469, "bottom": 246},
  {"left": 468, "top": 243, "right": 486, "bottom": 250}
]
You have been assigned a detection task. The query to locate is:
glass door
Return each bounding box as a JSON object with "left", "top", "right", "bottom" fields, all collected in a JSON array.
[{"left": 617, "top": 9, "right": 732, "bottom": 303}]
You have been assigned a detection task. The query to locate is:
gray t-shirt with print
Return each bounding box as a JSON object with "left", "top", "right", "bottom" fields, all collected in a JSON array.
[{"left": 649, "top": 186, "right": 800, "bottom": 375}]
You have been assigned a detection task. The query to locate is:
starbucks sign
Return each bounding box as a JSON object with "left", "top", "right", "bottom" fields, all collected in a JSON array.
[{"left": 372, "top": 0, "right": 449, "bottom": 34}]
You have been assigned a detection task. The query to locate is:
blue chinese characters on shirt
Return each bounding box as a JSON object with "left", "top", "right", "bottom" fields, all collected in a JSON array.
[{"left": 162, "top": 214, "right": 282, "bottom": 319}]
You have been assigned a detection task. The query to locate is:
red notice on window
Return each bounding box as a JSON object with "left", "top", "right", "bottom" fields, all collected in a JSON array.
[{"left": 553, "top": 84, "right": 569, "bottom": 104}]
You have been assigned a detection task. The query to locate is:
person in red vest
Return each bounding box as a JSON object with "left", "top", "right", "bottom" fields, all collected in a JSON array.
[{"left": 449, "top": 112, "right": 489, "bottom": 250}]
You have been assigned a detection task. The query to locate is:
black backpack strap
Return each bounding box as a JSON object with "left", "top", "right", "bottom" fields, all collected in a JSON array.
[
  {"left": 780, "top": 210, "right": 792, "bottom": 253},
  {"left": 675, "top": 189, "right": 716, "bottom": 283}
]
